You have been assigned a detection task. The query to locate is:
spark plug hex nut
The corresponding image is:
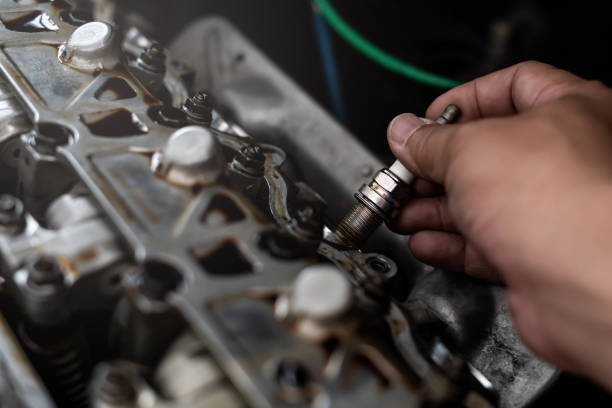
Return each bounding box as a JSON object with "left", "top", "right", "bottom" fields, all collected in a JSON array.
[{"left": 355, "top": 169, "right": 410, "bottom": 223}]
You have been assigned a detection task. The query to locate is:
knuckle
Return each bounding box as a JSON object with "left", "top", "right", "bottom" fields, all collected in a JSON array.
[
  {"left": 407, "top": 125, "right": 435, "bottom": 175},
  {"left": 434, "top": 196, "right": 453, "bottom": 231},
  {"left": 445, "top": 125, "right": 472, "bottom": 161},
  {"left": 585, "top": 79, "right": 607, "bottom": 91},
  {"left": 407, "top": 123, "right": 473, "bottom": 182},
  {"left": 516, "top": 60, "right": 549, "bottom": 71},
  {"left": 536, "top": 94, "right": 598, "bottom": 130}
]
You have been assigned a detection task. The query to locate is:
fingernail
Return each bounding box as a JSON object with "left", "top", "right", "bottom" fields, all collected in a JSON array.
[{"left": 388, "top": 113, "right": 428, "bottom": 147}]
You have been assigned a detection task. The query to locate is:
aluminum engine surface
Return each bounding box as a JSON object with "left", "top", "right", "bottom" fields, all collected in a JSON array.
[{"left": 0, "top": 2, "right": 555, "bottom": 408}]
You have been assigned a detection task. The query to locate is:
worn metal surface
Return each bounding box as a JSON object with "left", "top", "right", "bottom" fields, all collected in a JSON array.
[
  {"left": 0, "top": 2, "right": 555, "bottom": 407},
  {"left": 170, "top": 17, "right": 557, "bottom": 408}
]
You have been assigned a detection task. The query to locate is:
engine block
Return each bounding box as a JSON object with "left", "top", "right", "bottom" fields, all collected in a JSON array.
[{"left": 0, "top": 1, "right": 555, "bottom": 407}]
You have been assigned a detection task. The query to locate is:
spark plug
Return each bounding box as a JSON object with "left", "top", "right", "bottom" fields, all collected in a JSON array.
[{"left": 330, "top": 105, "right": 461, "bottom": 248}]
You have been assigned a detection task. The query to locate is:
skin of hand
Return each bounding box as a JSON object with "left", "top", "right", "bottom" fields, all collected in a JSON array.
[{"left": 387, "top": 61, "right": 612, "bottom": 390}]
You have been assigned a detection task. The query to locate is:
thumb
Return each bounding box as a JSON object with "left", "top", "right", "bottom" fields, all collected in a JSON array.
[{"left": 387, "top": 113, "right": 458, "bottom": 185}]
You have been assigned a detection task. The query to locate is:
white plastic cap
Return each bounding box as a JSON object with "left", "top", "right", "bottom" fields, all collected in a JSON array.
[
  {"left": 154, "top": 126, "right": 223, "bottom": 186},
  {"left": 60, "top": 22, "right": 119, "bottom": 72},
  {"left": 164, "top": 126, "right": 218, "bottom": 167},
  {"left": 67, "top": 22, "right": 113, "bottom": 54},
  {"left": 292, "top": 264, "right": 352, "bottom": 320},
  {"left": 390, "top": 160, "right": 415, "bottom": 184}
]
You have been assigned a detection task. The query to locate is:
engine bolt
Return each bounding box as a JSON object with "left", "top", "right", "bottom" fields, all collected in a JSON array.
[
  {"left": 27, "top": 256, "right": 65, "bottom": 288},
  {"left": 182, "top": 91, "right": 214, "bottom": 126},
  {"left": 0, "top": 195, "right": 16, "bottom": 213},
  {"left": 99, "top": 369, "right": 136, "bottom": 404},
  {"left": 297, "top": 206, "right": 315, "bottom": 223},
  {"left": 139, "top": 261, "right": 183, "bottom": 301},
  {"left": 0, "top": 195, "right": 26, "bottom": 234},
  {"left": 31, "top": 123, "right": 74, "bottom": 154},
  {"left": 138, "top": 42, "right": 167, "bottom": 74},
  {"left": 233, "top": 144, "right": 266, "bottom": 176},
  {"left": 20, "top": 256, "right": 70, "bottom": 327}
]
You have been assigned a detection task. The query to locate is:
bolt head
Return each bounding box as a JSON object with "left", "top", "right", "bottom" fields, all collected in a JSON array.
[
  {"left": 0, "top": 195, "right": 25, "bottom": 230},
  {"left": 297, "top": 206, "right": 315, "bottom": 222},
  {"left": 99, "top": 370, "right": 136, "bottom": 403},
  {"left": 148, "top": 43, "right": 165, "bottom": 56},
  {"left": 366, "top": 256, "right": 392, "bottom": 274},
  {"left": 233, "top": 144, "right": 266, "bottom": 176},
  {"left": 27, "top": 257, "right": 65, "bottom": 288},
  {"left": 295, "top": 204, "right": 324, "bottom": 232},
  {"left": 0, "top": 195, "right": 16, "bottom": 213},
  {"left": 138, "top": 42, "right": 166, "bottom": 73},
  {"left": 241, "top": 144, "right": 263, "bottom": 158},
  {"left": 182, "top": 92, "right": 214, "bottom": 125},
  {"left": 240, "top": 145, "right": 266, "bottom": 165},
  {"left": 33, "top": 123, "right": 74, "bottom": 152},
  {"left": 139, "top": 261, "right": 183, "bottom": 301}
]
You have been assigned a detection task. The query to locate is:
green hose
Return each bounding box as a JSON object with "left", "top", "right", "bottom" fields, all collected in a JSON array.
[{"left": 312, "top": 0, "right": 463, "bottom": 89}]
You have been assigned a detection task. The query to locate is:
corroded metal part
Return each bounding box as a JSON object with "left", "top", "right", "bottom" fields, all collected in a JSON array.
[{"left": 0, "top": 4, "right": 556, "bottom": 408}]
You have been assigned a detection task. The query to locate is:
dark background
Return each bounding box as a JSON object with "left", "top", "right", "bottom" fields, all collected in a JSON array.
[
  {"left": 120, "top": 0, "right": 612, "bottom": 161},
  {"left": 117, "top": 1, "right": 612, "bottom": 406}
]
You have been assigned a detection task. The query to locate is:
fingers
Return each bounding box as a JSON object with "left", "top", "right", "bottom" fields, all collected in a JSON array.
[
  {"left": 425, "top": 61, "right": 586, "bottom": 122},
  {"left": 409, "top": 231, "right": 501, "bottom": 282},
  {"left": 392, "top": 196, "right": 456, "bottom": 234},
  {"left": 387, "top": 113, "right": 460, "bottom": 184},
  {"left": 409, "top": 231, "right": 464, "bottom": 272},
  {"left": 411, "top": 178, "right": 444, "bottom": 197},
  {"left": 388, "top": 62, "right": 592, "bottom": 183}
]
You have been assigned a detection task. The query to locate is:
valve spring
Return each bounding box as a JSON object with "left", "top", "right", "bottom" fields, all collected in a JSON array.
[
  {"left": 45, "top": 340, "right": 90, "bottom": 408},
  {"left": 21, "top": 325, "right": 91, "bottom": 408}
]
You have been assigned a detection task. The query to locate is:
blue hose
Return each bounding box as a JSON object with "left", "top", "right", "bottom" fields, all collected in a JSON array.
[{"left": 313, "top": 6, "right": 347, "bottom": 123}]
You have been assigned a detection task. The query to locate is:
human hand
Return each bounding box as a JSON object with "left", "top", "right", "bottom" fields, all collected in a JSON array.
[{"left": 387, "top": 61, "right": 612, "bottom": 389}]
